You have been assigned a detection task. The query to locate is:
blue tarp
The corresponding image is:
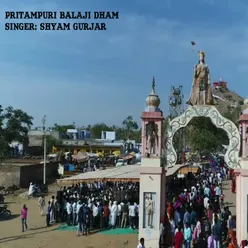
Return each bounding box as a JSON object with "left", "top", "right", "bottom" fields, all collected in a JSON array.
[{"left": 64, "top": 164, "right": 75, "bottom": 171}]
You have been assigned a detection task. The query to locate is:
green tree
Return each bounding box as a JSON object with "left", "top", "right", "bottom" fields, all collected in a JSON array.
[
  {"left": 52, "top": 123, "right": 75, "bottom": 133},
  {"left": 122, "top": 116, "right": 138, "bottom": 140},
  {"left": 0, "top": 105, "right": 33, "bottom": 159},
  {"left": 133, "top": 128, "right": 141, "bottom": 143},
  {"left": 187, "top": 117, "right": 228, "bottom": 153},
  {"left": 90, "top": 123, "right": 113, "bottom": 139},
  {"left": 223, "top": 106, "right": 241, "bottom": 126}
]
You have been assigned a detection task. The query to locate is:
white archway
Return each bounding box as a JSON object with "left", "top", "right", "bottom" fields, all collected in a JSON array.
[{"left": 165, "top": 105, "right": 241, "bottom": 169}]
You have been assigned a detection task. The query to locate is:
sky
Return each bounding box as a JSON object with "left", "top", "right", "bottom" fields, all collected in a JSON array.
[{"left": 0, "top": 0, "right": 248, "bottom": 128}]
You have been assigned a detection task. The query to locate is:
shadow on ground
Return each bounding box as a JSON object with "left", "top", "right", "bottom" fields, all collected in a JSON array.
[
  {"left": 4, "top": 201, "right": 16, "bottom": 204},
  {"left": 0, "top": 228, "right": 54, "bottom": 244},
  {"left": 0, "top": 214, "right": 20, "bottom": 221}
]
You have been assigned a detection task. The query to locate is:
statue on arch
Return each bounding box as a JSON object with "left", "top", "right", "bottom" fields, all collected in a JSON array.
[
  {"left": 145, "top": 193, "right": 154, "bottom": 228},
  {"left": 186, "top": 50, "right": 214, "bottom": 105},
  {"left": 146, "top": 122, "right": 158, "bottom": 155}
]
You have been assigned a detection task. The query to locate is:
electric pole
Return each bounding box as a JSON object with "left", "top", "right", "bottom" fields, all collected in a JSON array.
[{"left": 42, "top": 115, "right": 47, "bottom": 185}]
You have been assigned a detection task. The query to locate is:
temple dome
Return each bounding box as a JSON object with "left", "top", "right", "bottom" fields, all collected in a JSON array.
[{"left": 146, "top": 77, "right": 161, "bottom": 108}]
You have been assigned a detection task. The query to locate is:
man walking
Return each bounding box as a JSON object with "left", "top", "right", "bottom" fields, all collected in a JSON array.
[
  {"left": 38, "top": 195, "right": 45, "bottom": 216},
  {"left": 46, "top": 201, "right": 51, "bottom": 227}
]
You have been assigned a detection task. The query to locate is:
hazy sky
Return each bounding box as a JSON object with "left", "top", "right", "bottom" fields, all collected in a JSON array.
[{"left": 1, "top": 0, "right": 248, "bottom": 127}]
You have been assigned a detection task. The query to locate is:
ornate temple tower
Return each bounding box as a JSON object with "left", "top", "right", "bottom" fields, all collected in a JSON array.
[
  {"left": 235, "top": 98, "right": 248, "bottom": 242},
  {"left": 139, "top": 77, "right": 166, "bottom": 247}
]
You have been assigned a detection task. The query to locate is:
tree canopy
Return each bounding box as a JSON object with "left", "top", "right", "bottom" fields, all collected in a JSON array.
[
  {"left": 0, "top": 105, "right": 33, "bottom": 160},
  {"left": 52, "top": 123, "right": 75, "bottom": 133},
  {"left": 122, "top": 116, "right": 139, "bottom": 140},
  {"left": 90, "top": 123, "right": 114, "bottom": 139},
  {"left": 0, "top": 101, "right": 241, "bottom": 160},
  {"left": 185, "top": 117, "right": 229, "bottom": 153},
  {"left": 50, "top": 116, "right": 141, "bottom": 142},
  {"left": 171, "top": 107, "right": 241, "bottom": 157}
]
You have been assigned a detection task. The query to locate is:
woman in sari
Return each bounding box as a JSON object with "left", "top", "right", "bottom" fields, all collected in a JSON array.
[
  {"left": 167, "top": 203, "right": 174, "bottom": 221},
  {"left": 229, "top": 236, "right": 238, "bottom": 248}
]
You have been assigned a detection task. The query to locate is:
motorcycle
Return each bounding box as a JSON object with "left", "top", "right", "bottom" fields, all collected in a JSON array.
[
  {"left": 0, "top": 194, "right": 4, "bottom": 204},
  {"left": 0, "top": 205, "right": 11, "bottom": 218},
  {"left": 28, "top": 184, "right": 48, "bottom": 198}
]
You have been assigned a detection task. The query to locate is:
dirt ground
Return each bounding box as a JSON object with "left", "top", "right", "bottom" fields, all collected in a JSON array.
[
  {"left": 0, "top": 181, "right": 235, "bottom": 248},
  {"left": 0, "top": 184, "right": 138, "bottom": 248}
]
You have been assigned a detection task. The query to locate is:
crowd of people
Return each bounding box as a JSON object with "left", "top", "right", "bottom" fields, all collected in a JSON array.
[
  {"left": 36, "top": 181, "right": 140, "bottom": 235},
  {"left": 158, "top": 164, "right": 242, "bottom": 248},
  {"left": 23, "top": 159, "right": 243, "bottom": 248}
]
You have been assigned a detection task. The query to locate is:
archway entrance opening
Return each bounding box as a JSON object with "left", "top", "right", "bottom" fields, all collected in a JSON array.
[
  {"left": 166, "top": 105, "right": 240, "bottom": 169},
  {"left": 172, "top": 116, "right": 229, "bottom": 164}
]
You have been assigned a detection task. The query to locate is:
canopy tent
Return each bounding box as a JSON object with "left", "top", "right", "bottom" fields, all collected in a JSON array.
[
  {"left": 57, "top": 163, "right": 186, "bottom": 185},
  {"left": 72, "top": 151, "right": 88, "bottom": 162},
  {"left": 119, "top": 154, "right": 134, "bottom": 160},
  {"left": 72, "top": 152, "right": 99, "bottom": 162}
]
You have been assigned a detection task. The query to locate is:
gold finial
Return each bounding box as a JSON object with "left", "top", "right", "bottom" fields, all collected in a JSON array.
[
  {"left": 152, "top": 76, "right": 155, "bottom": 93},
  {"left": 198, "top": 50, "right": 205, "bottom": 57}
]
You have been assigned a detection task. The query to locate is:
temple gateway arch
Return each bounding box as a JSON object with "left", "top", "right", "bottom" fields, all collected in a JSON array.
[{"left": 165, "top": 105, "right": 241, "bottom": 169}]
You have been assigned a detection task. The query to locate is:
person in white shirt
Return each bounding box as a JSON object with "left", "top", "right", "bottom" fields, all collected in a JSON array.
[
  {"left": 189, "top": 192, "right": 194, "bottom": 202},
  {"left": 117, "top": 203, "right": 122, "bottom": 227},
  {"left": 66, "top": 201, "right": 72, "bottom": 225},
  {"left": 209, "top": 175, "right": 213, "bottom": 184},
  {"left": 129, "top": 203, "right": 136, "bottom": 229},
  {"left": 92, "top": 203, "right": 98, "bottom": 228},
  {"left": 88, "top": 200, "right": 92, "bottom": 209},
  {"left": 137, "top": 237, "right": 145, "bottom": 248},
  {"left": 204, "top": 196, "right": 209, "bottom": 209},
  {"left": 76, "top": 201, "right": 82, "bottom": 222},
  {"left": 214, "top": 185, "right": 221, "bottom": 201},
  {"left": 110, "top": 201, "right": 118, "bottom": 227},
  {"left": 72, "top": 201, "right": 78, "bottom": 225},
  {"left": 217, "top": 172, "right": 222, "bottom": 184},
  {"left": 38, "top": 196, "right": 45, "bottom": 216}
]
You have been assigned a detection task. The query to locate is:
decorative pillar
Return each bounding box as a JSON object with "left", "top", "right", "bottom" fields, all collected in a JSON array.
[
  {"left": 236, "top": 98, "right": 248, "bottom": 243},
  {"left": 139, "top": 77, "right": 166, "bottom": 247}
]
